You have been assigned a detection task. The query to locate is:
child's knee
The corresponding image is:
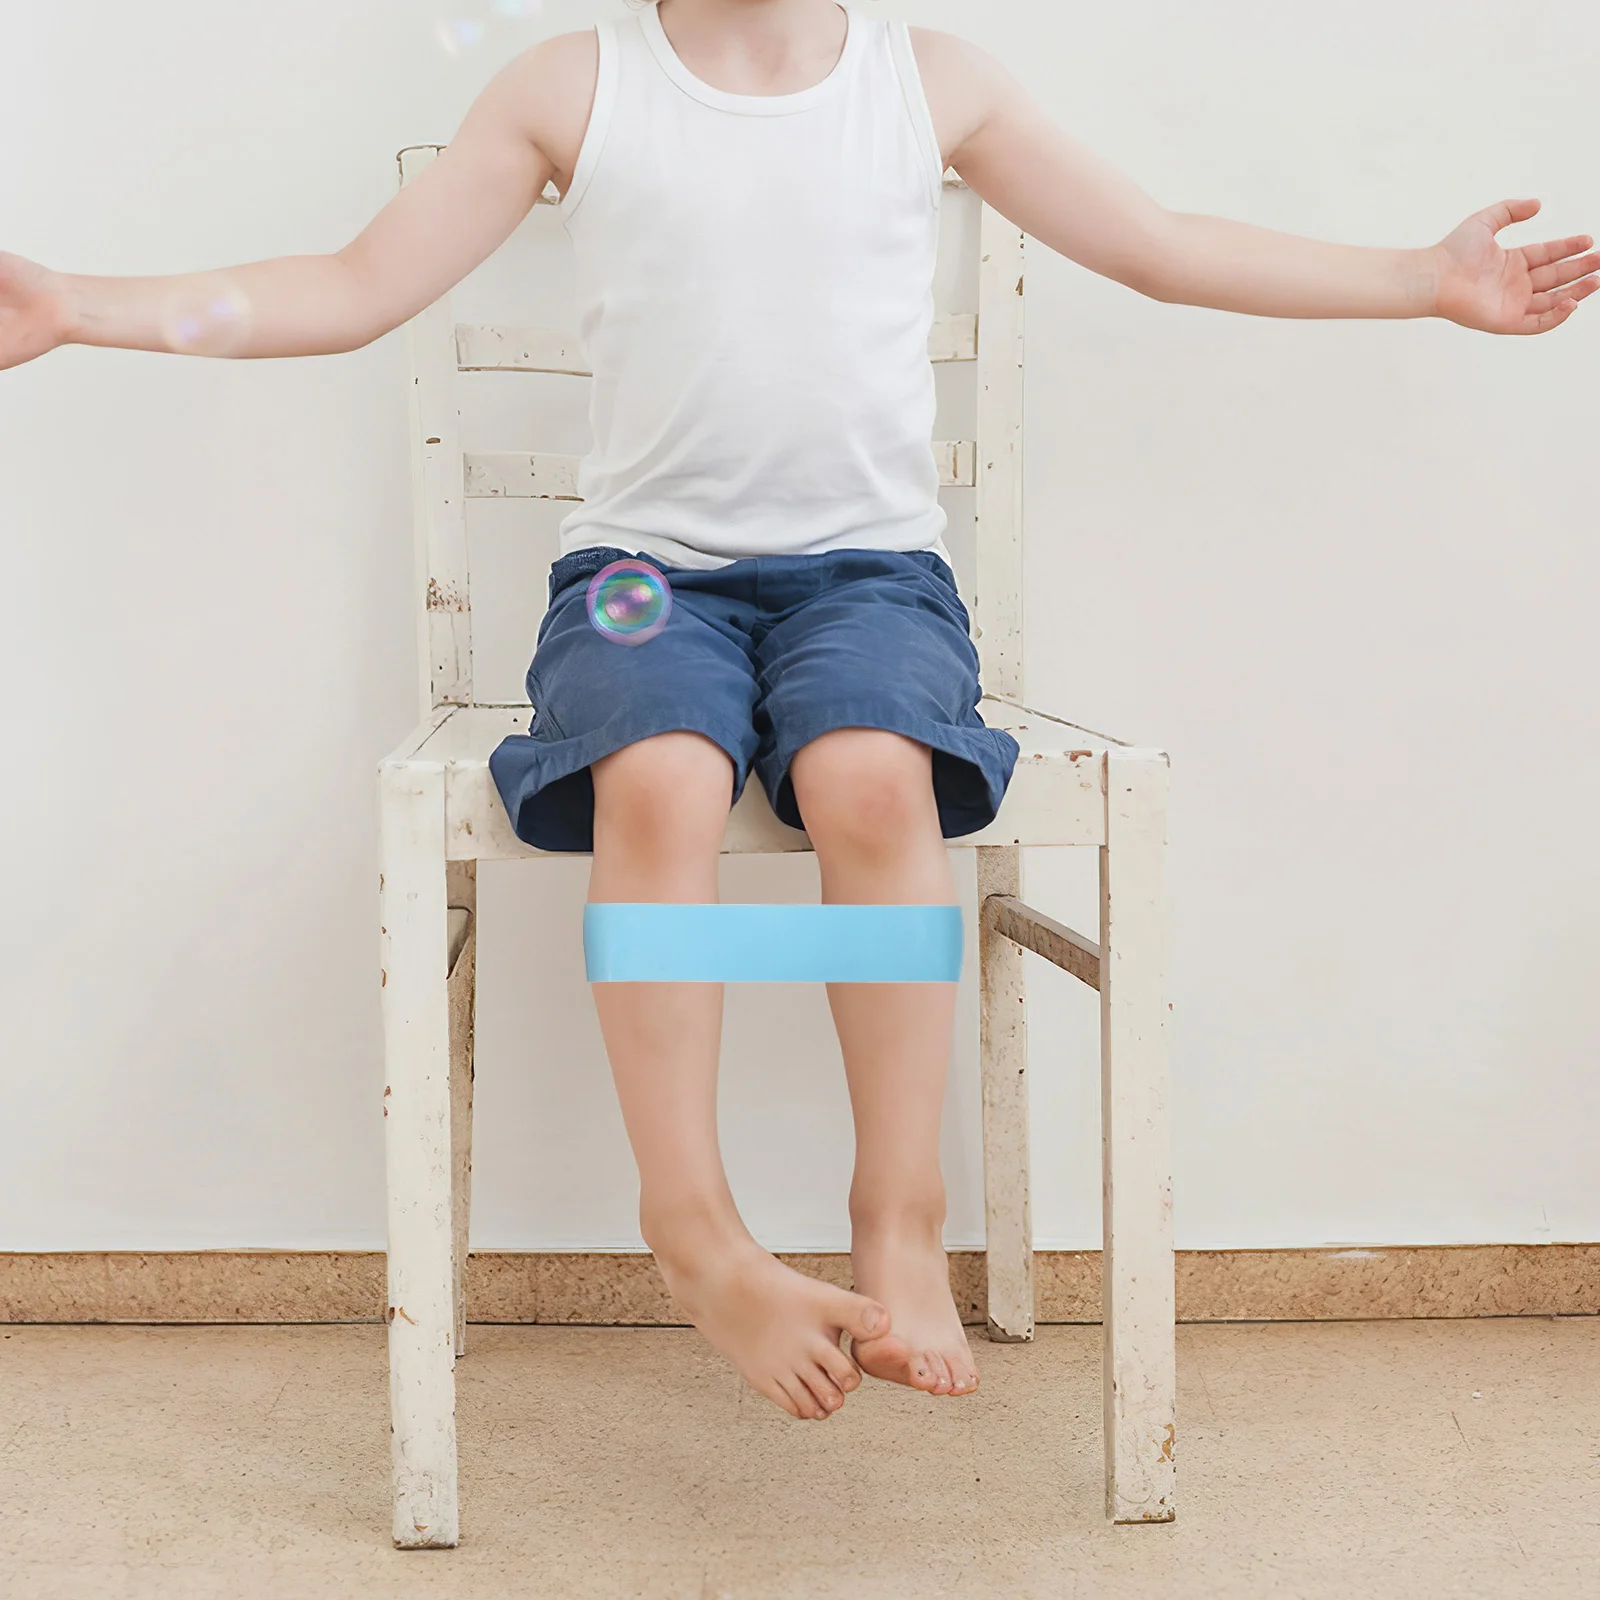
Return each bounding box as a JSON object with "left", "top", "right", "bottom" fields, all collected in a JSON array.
[
  {"left": 593, "top": 731, "right": 735, "bottom": 846},
  {"left": 792, "top": 730, "right": 935, "bottom": 846}
]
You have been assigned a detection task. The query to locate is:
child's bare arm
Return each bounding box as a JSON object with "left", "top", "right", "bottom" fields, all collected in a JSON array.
[
  {"left": 915, "top": 29, "right": 1597, "bottom": 336},
  {"left": 0, "top": 32, "right": 597, "bottom": 370}
]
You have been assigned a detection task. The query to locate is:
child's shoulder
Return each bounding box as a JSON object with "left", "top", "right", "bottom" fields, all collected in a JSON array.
[
  {"left": 505, "top": 27, "right": 601, "bottom": 92},
  {"left": 907, "top": 28, "right": 1009, "bottom": 153},
  {"left": 485, "top": 30, "right": 600, "bottom": 169},
  {"left": 907, "top": 25, "right": 1001, "bottom": 79}
]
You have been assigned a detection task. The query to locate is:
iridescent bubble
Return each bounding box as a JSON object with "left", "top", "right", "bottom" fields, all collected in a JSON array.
[
  {"left": 586, "top": 559, "right": 672, "bottom": 646},
  {"left": 435, "top": 18, "right": 486, "bottom": 54},
  {"left": 159, "top": 277, "right": 252, "bottom": 357}
]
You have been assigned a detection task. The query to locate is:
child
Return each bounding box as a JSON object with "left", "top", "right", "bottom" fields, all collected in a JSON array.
[{"left": 2, "top": 0, "right": 1590, "bottom": 1424}]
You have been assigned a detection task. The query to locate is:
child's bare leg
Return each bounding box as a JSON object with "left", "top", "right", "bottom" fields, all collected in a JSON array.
[
  {"left": 589, "top": 731, "right": 887, "bottom": 1420},
  {"left": 788, "top": 728, "right": 980, "bottom": 1397}
]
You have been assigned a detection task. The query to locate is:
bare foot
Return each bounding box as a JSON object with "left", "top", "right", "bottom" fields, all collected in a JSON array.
[
  {"left": 849, "top": 1218, "right": 979, "bottom": 1397},
  {"left": 653, "top": 1226, "right": 889, "bottom": 1420}
]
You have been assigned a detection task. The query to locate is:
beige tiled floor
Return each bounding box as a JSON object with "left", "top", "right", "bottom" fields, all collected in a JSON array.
[{"left": 2, "top": 1318, "right": 1596, "bottom": 1599}]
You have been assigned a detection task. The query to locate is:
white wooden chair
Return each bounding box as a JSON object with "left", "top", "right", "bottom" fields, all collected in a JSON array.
[{"left": 378, "top": 145, "right": 1175, "bottom": 1548}]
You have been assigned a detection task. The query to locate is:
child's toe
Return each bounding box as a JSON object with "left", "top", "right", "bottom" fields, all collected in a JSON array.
[
  {"left": 802, "top": 1363, "right": 846, "bottom": 1414},
  {"left": 780, "top": 1374, "right": 826, "bottom": 1420},
  {"left": 816, "top": 1342, "right": 862, "bottom": 1395}
]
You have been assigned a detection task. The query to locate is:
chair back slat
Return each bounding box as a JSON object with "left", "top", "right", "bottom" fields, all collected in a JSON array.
[
  {"left": 928, "top": 313, "right": 979, "bottom": 364},
  {"left": 455, "top": 324, "right": 590, "bottom": 375},
  {"left": 463, "top": 452, "right": 584, "bottom": 501},
  {"left": 938, "top": 440, "right": 977, "bottom": 491}
]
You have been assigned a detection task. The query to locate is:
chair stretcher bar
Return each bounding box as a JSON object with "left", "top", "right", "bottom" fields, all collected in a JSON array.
[{"left": 983, "top": 895, "right": 1102, "bottom": 991}]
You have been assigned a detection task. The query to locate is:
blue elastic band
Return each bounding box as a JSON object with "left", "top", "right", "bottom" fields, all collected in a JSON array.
[{"left": 583, "top": 904, "right": 965, "bottom": 983}]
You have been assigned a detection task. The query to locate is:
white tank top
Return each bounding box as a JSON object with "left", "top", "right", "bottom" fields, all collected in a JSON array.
[{"left": 557, "top": 4, "right": 950, "bottom": 571}]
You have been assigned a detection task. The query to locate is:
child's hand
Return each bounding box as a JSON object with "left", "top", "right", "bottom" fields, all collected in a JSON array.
[
  {"left": 0, "top": 253, "right": 75, "bottom": 370},
  {"left": 1433, "top": 200, "right": 1598, "bottom": 335}
]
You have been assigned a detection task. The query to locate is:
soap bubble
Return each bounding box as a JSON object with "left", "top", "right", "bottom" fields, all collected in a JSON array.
[
  {"left": 436, "top": 2, "right": 541, "bottom": 54},
  {"left": 434, "top": 4, "right": 540, "bottom": 55},
  {"left": 586, "top": 559, "right": 672, "bottom": 646},
  {"left": 159, "top": 278, "right": 252, "bottom": 357},
  {"left": 436, "top": 18, "right": 486, "bottom": 54}
]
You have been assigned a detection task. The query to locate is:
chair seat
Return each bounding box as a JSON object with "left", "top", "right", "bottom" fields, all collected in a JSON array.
[{"left": 381, "top": 696, "right": 1132, "bottom": 860}]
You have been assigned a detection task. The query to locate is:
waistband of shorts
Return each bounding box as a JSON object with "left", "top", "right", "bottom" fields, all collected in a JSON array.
[{"left": 548, "top": 544, "right": 959, "bottom": 605}]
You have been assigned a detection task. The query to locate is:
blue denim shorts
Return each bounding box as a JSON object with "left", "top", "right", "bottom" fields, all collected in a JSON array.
[{"left": 488, "top": 546, "right": 1020, "bottom": 853}]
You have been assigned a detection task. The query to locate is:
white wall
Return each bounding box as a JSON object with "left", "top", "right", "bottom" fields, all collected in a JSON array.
[{"left": 2, "top": 0, "right": 1595, "bottom": 1254}]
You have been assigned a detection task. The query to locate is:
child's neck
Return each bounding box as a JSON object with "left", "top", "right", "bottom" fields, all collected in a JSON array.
[{"left": 654, "top": 0, "right": 849, "bottom": 97}]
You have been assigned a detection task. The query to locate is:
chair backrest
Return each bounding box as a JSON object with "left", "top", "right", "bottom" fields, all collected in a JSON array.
[{"left": 397, "top": 143, "right": 1024, "bottom": 718}]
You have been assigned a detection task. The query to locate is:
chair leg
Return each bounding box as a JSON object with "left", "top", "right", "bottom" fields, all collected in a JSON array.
[
  {"left": 379, "top": 761, "right": 460, "bottom": 1549},
  {"left": 977, "top": 845, "right": 1034, "bottom": 1343},
  {"left": 447, "top": 860, "right": 477, "bottom": 1361},
  {"left": 1099, "top": 750, "right": 1176, "bottom": 1523}
]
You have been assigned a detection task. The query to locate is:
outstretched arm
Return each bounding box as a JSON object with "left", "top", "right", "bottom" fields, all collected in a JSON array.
[
  {"left": 0, "top": 33, "right": 596, "bottom": 370},
  {"left": 917, "top": 30, "right": 1597, "bottom": 335}
]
